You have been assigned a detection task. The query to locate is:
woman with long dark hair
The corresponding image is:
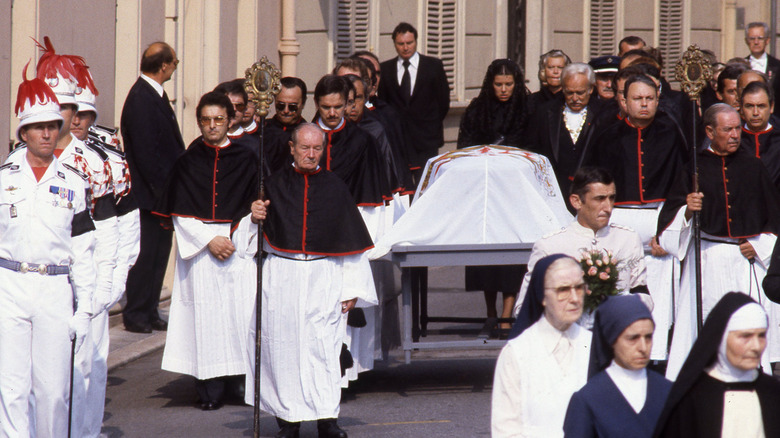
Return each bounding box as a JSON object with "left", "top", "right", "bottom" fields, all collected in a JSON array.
[
  {"left": 457, "top": 59, "right": 529, "bottom": 333},
  {"left": 457, "top": 58, "right": 528, "bottom": 148}
]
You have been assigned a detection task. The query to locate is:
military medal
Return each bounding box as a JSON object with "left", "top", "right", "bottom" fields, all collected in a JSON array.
[
  {"left": 49, "top": 185, "right": 75, "bottom": 208},
  {"left": 9, "top": 205, "right": 16, "bottom": 218}
]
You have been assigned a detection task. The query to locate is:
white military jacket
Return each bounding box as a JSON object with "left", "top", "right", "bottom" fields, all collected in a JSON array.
[
  {"left": 515, "top": 220, "right": 648, "bottom": 313},
  {"left": 0, "top": 149, "right": 96, "bottom": 313}
]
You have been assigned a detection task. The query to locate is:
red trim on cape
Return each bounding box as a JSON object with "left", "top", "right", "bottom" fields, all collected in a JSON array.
[
  {"left": 322, "top": 121, "right": 346, "bottom": 171},
  {"left": 615, "top": 199, "right": 665, "bottom": 206},
  {"left": 720, "top": 155, "right": 733, "bottom": 237},
  {"left": 150, "top": 211, "right": 233, "bottom": 223},
  {"left": 263, "top": 233, "right": 374, "bottom": 257},
  {"left": 302, "top": 173, "right": 309, "bottom": 252},
  {"left": 212, "top": 147, "right": 219, "bottom": 219}
]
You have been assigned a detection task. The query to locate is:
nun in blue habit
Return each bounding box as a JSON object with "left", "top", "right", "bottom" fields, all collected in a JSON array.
[{"left": 563, "top": 295, "right": 672, "bottom": 438}]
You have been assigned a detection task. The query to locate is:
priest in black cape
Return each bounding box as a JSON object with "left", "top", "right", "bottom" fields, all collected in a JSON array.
[
  {"left": 563, "top": 295, "right": 671, "bottom": 438},
  {"left": 153, "top": 92, "right": 259, "bottom": 410},
  {"left": 584, "top": 73, "right": 688, "bottom": 362},
  {"left": 739, "top": 81, "right": 780, "bottom": 190},
  {"left": 261, "top": 77, "right": 308, "bottom": 174},
  {"left": 313, "top": 74, "right": 391, "bottom": 209},
  {"left": 242, "top": 123, "right": 378, "bottom": 438},
  {"left": 584, "top": 74, "right": 688, "bottom": 207},
  {"left": 656, "top": 103, "right": 780, "bottom": 381},
  {"left": 653, "top": 292, "right": 780, "bottom": 438}
]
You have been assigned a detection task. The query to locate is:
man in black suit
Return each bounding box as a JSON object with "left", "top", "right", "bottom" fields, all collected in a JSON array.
[
  {"left": 745, "top": 21, "right": 780, "bottom": 117},
  {"left": 378, "top": 22, "right": 450, "bottom": 182},
  {"left": 529, "top": 63, "right": 601, "bottom": 199},
  {"left": 120, "top": 42, "right": 185, "bottom": 333}
]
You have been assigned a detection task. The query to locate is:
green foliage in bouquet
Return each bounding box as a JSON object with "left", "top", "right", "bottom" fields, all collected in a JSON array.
[{"left": 579, "top": 249, "right": 619, "bottom": 312}]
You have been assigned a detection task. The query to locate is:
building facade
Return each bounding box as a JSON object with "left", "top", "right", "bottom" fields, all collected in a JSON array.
[{"left": 1, "top": 0, "right": 778, "bottom": 158}]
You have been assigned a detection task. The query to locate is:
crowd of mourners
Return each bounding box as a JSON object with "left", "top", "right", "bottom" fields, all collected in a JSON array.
[
  {"left": 484, "top": 22, "right": 780, "bottom": 438},
  {"left": 5, "top": 16, "right": 780, "bottom": 438}
]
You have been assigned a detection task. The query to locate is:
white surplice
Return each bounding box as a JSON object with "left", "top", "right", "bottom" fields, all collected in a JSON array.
[
  {"left": 610, "top": 205, "right": 680, "bottom": 360},
  {"left": 161, "top": 216, "right": 256, "bottom": 380},
  {"left": 236, "top": 217, "right": 378, "bottom": 421},
  {"left": 341, "top": 205, "right": 387, "bottom": 386}
]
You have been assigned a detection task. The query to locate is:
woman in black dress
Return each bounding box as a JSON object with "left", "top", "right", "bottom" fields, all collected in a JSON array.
[{"left": 457, "top": 59, "right": 529, "bottom": 331}]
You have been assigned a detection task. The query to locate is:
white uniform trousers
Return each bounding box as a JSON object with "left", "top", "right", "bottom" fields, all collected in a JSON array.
[
  {"left": 0, "top": 269, "right": 73, "bottom": 438},
  {"left": 72, "top": 310, "right": 109, "bottom": 438}
]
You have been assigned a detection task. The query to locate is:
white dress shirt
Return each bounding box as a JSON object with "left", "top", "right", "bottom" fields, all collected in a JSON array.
[
  {"left": 140, "top": 74, "right": 164, "bottom": 97},
  {"left": 396, "top": 52, "right": 420, "bottom": 94},
  {"left": 750, "top": 53, "right": 769, "bottom": 73}
]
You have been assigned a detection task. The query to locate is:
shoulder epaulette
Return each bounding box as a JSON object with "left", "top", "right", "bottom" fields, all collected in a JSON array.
[
  {"left": 84, "top": 141, "right": 109, "bottom": 161},
  {"left": 609, "top": 222, "right": 636, "bottom": 233},
  {"left": 93, "top": 124, "right": 117, "bottom": 136},
  {"left": 8, "top": 144, "right": 26, "bottom": 155},
  {"left": 0, "top": 162, "right": 15, "bottom": 171},
  {"left": 62, "top": 163, "right": 89, "bottom": 180},
  {"left": 540, "top": 227, "right": 568, "bottom": 239}
]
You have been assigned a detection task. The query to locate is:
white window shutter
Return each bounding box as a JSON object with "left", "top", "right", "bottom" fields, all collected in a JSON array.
[
  {"left": 658, "top": 0, "right": 683, "bottom": 81},
  {"left": 335, "top": 0, "right": 370, "bottom": 61},
  {"left": 426, "top": 0, "right": 456, "bottom": 98},
  {"left": 590, "top": 0, "right": 617, "bottom": 57}
]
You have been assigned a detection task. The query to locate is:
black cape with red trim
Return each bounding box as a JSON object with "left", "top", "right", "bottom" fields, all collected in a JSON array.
[
  {"left": 740, "top": 123, "right": 780, "bottom": 190},
  {"left": 153, "top": 137, "right": 258, "bottom": 228},
  {"left": 657, "top": 146, "right": 780, "bottom": 238},
  {"left": 317, "top": 118, "right": 391, "bottom": 206},
  {"left": 263, "top": 165, "right": 373, "bottom": 256},
  {"left": 258, "top": 116, "right": 305, "bottom": 175},
  {"left": 585, "top": 111, "right": 688, "bottom": 204}
]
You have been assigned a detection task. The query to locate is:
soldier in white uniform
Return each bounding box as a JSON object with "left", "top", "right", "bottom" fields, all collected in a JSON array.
[
  {"left": 0, "top": 66, "right": 95, "bottom": 438},
  {"left": 31, "top": 40, "right": 119, "bottom": 438},
  {"left": 513, "top": 167, "right": 650, "bottom": 324},
  {"left": 69, "top": 57, "right": 141, "bottom": 437}
]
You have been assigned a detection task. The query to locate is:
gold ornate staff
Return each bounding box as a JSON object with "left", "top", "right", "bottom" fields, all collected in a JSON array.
[
  {"left": 675, "top": 45, "right": 712, "bottom": 333},
  {"left": 244, "top": 56, "right": 281, "bottom": 438}
]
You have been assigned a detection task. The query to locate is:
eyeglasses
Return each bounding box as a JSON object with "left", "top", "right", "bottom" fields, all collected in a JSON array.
[
  {"left": 234, "top": 103, "right": 246, "bottom": 112},
  {"left": 546, "top": 283, "right": 587, "bottom": 301},
  {"left": 747, "top": 37, "right": 767, "bottom": 42},
  {"left": 198, "top": 116, "right": 227, "bottom": 126},
  {"left": 275, "top": 102, "right": 299, "bottom": 113}
]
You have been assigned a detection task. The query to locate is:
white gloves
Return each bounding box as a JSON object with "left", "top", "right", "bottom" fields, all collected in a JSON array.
[
  {"left": 93, "top": 290, "right": 113, "bottom": 315},
  {"left": 68, "top": 312, "right": 91, "bottom": 353}
]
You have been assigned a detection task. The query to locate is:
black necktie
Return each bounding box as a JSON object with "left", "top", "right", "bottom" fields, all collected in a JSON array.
[
  {"left": 162, "top": 91, "right": 176, "bottom": 119},
  {"left": 400, "top": 59, "right": 411, "bottom": 103}
]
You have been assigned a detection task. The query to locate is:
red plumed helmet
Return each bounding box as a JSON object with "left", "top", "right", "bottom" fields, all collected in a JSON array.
[
  {"left": 15, "top": 61, "right": 63, "bottom": 141},
  {"left": 34, "top": 36, "right": 82, "bottom": 105},
  {"left": 74, "top": 63, "right": 99, "bottom": 117}
]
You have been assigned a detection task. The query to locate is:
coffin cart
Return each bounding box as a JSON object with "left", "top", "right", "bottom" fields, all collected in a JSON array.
[{"left": 371, "top": 146, "right": 573, "bottom": 363}]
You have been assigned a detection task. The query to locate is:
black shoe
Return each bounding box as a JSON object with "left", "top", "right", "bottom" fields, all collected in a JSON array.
[
  {"left": 150, "top": 318, "right": 168, "bottom": 331},
  {"left": 275, "top": 418, "right": 300, "bottom": 438},
  {"left": 199, "top": 400, "right": 222, "bottom": 411},
  {"left": 317, "top": 419, "right": 347, "bottom": 438},
  {"left": 124, "top": 322, "right": 152, "bottom": 334}
]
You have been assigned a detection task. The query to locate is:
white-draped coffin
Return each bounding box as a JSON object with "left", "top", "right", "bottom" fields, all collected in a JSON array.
[{"left": 370, "top": 145, "right": 573, "bottom": 258}]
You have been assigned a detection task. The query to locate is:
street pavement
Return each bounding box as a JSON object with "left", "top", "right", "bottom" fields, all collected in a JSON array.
[{"left": 102, "top": 266, "right": 504, "bottom": 437}]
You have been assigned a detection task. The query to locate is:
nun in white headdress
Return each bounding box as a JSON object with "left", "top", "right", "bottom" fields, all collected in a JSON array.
[{"left": 653, "top": 292, "right": 780, "bottom": 438}]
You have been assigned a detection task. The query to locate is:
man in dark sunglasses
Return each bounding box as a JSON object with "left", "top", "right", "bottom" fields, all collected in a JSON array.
[{"left": 263, "top": 77, "right": 308, "bottom": 174}]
